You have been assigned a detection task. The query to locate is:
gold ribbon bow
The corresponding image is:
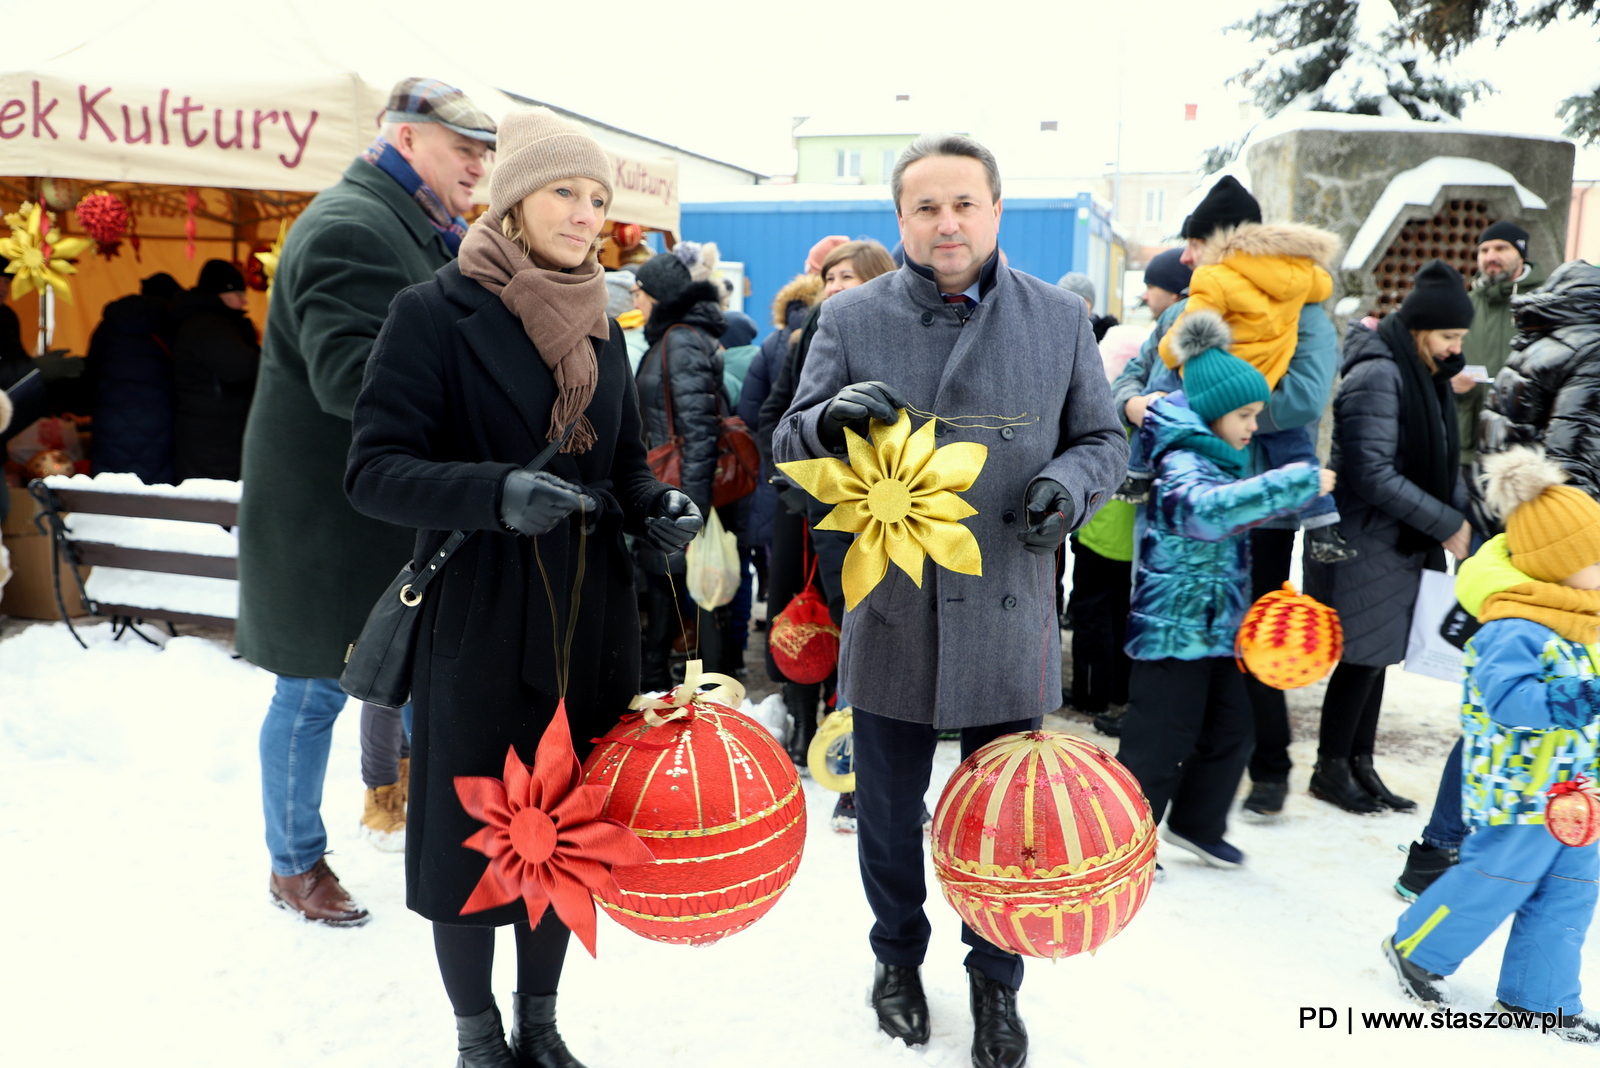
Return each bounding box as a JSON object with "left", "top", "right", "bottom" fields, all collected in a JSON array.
[
  {"left": 628, "top": 659, "right": 746, "bottom": 727},
  {"left": 777, "top": 409, "right": 986, "bottom": 611}
]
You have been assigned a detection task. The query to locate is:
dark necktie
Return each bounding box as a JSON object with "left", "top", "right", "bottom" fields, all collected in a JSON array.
[{"left": 942, "top": 293, "right": 976, "bottom": 319}]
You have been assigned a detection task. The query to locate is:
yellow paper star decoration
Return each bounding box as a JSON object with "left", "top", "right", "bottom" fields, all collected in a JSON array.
[
  {"left": 254, "top": 218, "right": 288, "bottom": 295},
  {"left": 778, "top": 409, "right": 986, "bottom": 611},
  {"left": 0, "top": 202, "right": 91, "bottom": 303}
]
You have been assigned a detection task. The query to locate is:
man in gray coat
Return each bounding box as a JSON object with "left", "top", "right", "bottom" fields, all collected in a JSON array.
[{"left": 773, "top": 134, "right": 1126, "bottom": 1068}]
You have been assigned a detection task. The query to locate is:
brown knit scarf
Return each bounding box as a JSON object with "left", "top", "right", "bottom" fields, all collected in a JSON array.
[
  {"left": 1482, "top": 582, "right": 1600, "bottom": 645},
  {"left": 458, "top": 214, "right": 609, "bottom": 453}
]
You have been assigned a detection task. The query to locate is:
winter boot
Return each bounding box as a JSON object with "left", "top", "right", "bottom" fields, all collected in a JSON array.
[
  {"left": 1309, "top": 758, "right": 1385, "bottom": 814},
  {"left": 360, "top": 783, "right": 406, "bottom": 852},
  {"left": 1162, "top": 827, "right": 1244, "bottom": 868},
  {"left": 1093, "top": 706, "right": 1126, "bottom": 738},
  {"left": 1307, "top": 524, "right": 1359, "bottom": 564},
  {"left": 782, "top": 683, "right": 818, "bottom": 772},
  {"left": 399, "top": 756, "right": 411, "bottom": 809},
  {"left": 831, "top": 792, "right": 857, "bottom": 833},
  {"left": 871, "top": 962, "right": 930, "bottom": 1046},
  {"left": 509, "top": 993, "right": 589, "bottom": 1068},
  {"left": 1240, "top": 780, "right": 1287, "bottom": 822},
  {"left": 968, "top": 966, "right": 1028, "bottom": 1068},
  {"left": 453, "top": 1001, "right": 518, "bottom": 1068},
  {"left": 1382, "top": 937, "right": 1446, "bottom": 1004},
  {"left": 1113, "top": 475, "right": 1151, "bottom": 506},
  {"left": 1351, "top": 754, "right": 1417, "bottom": 812},
  {"left": 1395, "top": 841, "right": 1459, "bottom": 902},
  {"left": 1493, "top": 1003, "right": 1600, "bottom": 1043}
]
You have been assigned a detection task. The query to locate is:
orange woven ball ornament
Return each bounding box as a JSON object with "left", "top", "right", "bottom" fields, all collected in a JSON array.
[
  {"left": 931, "top": 731, "right": 1157, "bottom": 960},
  {"left": 1234, "top": 582, "right": 1343, "bottom": 690},
  {"left": 582, "top": 664, "right": 806, "bottom": 945}
]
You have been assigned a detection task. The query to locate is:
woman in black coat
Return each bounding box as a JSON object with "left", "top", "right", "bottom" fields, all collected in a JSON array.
[
  {"left": 346, "top": 109, "right": 699, "bottom": 1068},
  {"left": 86, "top": 272, "right": 181, "bottom": 484},
  {"left": 171, "top": 260, "right": 260, "bottom": 481},
  {"left": 1304, "top": 260, "right": 1475, "bottom": 814}
]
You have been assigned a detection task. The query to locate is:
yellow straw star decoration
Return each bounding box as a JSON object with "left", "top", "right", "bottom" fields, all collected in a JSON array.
[
  {"left": 0, "top": 202, "right": 91, "bottom": 303},
  {"left": 778, "top": 409, "right": 986, "bottom": 611}
]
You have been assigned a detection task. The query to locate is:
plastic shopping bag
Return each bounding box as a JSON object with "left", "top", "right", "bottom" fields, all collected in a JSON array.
[
  {"left": 685, "top": 507, "right": 741, "bottom": 610},
  {"left": 1403, "top": 568, "right": 1465, "bottom": 683}
]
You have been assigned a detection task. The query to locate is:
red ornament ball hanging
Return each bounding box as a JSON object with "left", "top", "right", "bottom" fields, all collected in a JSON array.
[
  {"left": 1546, "top": 777, "right": 1600, "bottom": 848},
  {"left": 932, "top": 730, "right": 1156, "bottom": 960},
  {"left": 582, "top": 662, "right": 806, "bottom": 945},
  {"left": 75, "top": 191, "right": 130, "bottom": 259},
  {"left": 769, "top": 585, "right": 838, "bottom": 685},
  {"left": 1235, "top": 582, "right": 1343, "bottom": 691}
]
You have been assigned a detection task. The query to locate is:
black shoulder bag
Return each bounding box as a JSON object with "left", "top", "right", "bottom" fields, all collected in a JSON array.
[{"left": 340, "top": 425, "right": 573, "bottom": 708}]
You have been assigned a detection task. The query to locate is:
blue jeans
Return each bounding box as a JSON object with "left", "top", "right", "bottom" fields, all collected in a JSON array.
[
  {"left": 259, "top": 675, "right": 350, "bottom": 877},
  {"left": 1421, "top": 737, "right": 1468, "bottom": 850}
]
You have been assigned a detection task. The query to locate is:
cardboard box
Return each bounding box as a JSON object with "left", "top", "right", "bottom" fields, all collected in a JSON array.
[
  {"left": 2, "top": 486, "right": 43, "bottom": 536},
  {"left": 0, "top": 532, "right": 90, "bottom": 620}
]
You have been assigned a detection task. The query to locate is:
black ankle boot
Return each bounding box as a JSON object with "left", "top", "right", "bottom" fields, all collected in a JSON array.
[
  {"left": 1351, "top": 754, "right": 1417, "bottom": 812},
  {"left": 1310, "top": 758, "right": 1385, "bottom": 814},
  {"left": 454, "top": 1002, "right": 518, "bottom": 1068},
  {"left": 968, "top": 966, "right": 1028, "bottom": 1068},
  {"left": 509, "top": 993, "right": 587, "bottom": 1068},
  {"left": 1307, "top": 524, "right": 1359, "bottom": 563},
  {"left": 783, "top": 683, "right": 817, "bottom": 770},
  {"left": 871, "top": 962, "right": 930, "bottom": 1046}
]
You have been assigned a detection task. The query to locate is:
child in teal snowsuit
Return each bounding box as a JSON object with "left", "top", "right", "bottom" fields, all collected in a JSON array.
[{"left": 1385, "top": 447, "right": 1600, "bottom": 1043}]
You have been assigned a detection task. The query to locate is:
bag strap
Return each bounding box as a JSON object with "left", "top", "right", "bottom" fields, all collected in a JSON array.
[
  {"left": 801, "top": 522, "right": 819, "bottom": 591},
  {"left": 657, "top": 325, "right": 680, "bottom": 439},
  {"left": 405, "top": 420, "right": 576, "bottom": 602}
]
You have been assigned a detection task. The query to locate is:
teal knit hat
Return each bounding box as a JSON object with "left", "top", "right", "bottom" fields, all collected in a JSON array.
[{"left": 1172, "top": 311, "right": 1270, "bottom": 423}]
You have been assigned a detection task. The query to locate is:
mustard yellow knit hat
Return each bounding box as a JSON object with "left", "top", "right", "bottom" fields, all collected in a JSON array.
[{"left": 1483, "top": 447, "right": 1600, "bottom": 582}]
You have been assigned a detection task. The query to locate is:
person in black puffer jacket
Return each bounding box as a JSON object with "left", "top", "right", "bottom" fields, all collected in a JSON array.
[
  {"left": 85, "top": 272, "right": 181, "bottom": 484},
  {"left": 634, "top": 252, "right": 741, "bottom": 685},
  {"left": 1476, "top": 259, "right": 1600, "bottom": 516},
  {"left": 172, "top": 260, "right": 260, "bottom": 481}
]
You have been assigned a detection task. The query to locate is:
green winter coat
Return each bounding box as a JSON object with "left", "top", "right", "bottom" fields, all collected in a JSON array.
[
  {"left": 235, "top": 159, "right": 453, "bottom": 678},
  {"left": 1456, "top": 262, "right": 1546, "bottom": 466}
]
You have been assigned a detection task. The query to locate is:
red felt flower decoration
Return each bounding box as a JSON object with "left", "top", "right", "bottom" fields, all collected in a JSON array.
[{"left": 454, "top": 701, "right": 654, "bottom": 956}]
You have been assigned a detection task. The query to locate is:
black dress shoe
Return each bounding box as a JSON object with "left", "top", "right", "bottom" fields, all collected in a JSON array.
[
  {"left": 969, "top": 965, "right": 1028, "bottom": 1068},
  {"left": 509, "top": 993, "right": 587, "bottom": 1068},
  {"left": 1351, "top": 754, "right": 1418, "bottom": 812},
  {"left": 871, "top": 962, "right": 930, "bottom": 1046},
  {"left": 1309, "top": 758, "right": 1385, "bottom": 814},
  {"left": 454, "top": 1001, "right": 518, "bottom": 1068}
]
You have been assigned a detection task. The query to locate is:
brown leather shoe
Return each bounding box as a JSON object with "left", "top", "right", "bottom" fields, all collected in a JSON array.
[{"left": 269, "top": 857, "right": 370, "bottom": 927}]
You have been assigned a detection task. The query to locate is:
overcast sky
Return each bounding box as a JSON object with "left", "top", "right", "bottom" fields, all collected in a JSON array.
[{"left": 457, "top": 0, "right": 1599, "bottom": 180}]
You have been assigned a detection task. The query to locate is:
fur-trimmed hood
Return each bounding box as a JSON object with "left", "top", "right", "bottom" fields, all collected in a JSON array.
[
  {"left": 770, "top": 273, "right": 825, "bottom": 328},
  {"left": 1196, "top": 222, "right": 1341, "bottom": 271},
  {"left": 644, "top": 279, "right": 727, "bottom": 345}
]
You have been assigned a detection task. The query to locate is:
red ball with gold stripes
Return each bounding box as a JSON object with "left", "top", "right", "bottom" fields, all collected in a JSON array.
[
  {"left": 931, "top": 731, "right": 1156, "bottom": 960},
  {"left": 581, "top": 700, "right": 806, "bottom": 945},
  {"left": 1234, "top": 582, "right": 1344, "bottom": 691}
]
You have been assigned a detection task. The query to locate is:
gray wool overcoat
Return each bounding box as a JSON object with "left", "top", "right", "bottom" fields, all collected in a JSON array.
[{"left": 773, "top": 260, "right": 1127, "bottom": 728}]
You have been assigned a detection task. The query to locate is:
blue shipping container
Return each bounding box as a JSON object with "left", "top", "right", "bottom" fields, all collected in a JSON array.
[{"left": 680, "top": 194, "right": 1114, "bottom": 339}]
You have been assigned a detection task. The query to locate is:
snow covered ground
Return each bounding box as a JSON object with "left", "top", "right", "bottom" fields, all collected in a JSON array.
[{"left": 1, "top": 619, "right": 1593, "bottom": 1066}]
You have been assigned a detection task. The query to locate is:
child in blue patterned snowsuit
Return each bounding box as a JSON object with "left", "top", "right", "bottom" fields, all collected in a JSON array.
[
  {"left": 1385, "top": 447, "right": 1600, "bottom": 1043},
  {"left": 1117, "top": 311, "right": 1330, "bottom": 869}
]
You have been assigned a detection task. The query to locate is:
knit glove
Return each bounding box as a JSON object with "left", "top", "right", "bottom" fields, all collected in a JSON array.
[
  {"left": 499, "top": 470, "right": 597, "bottom": 537},
  {"left": 1017, "top": 479, "right": 1074, "bottom": 555},
  {"left": 644, "top": 490, "right": 703, "bottom": 554}
]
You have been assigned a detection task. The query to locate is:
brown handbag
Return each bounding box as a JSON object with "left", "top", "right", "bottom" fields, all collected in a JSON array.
[{"left": 645, "top": 325, "right": 759, "bottom": 508}]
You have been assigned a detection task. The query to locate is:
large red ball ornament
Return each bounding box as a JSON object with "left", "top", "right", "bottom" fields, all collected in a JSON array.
[
  {"left": 932, "top": 731, "right": 1156, "bottom": 959},
  {"left": 582, "top": 665, "right": 806, "bottom": 945}
]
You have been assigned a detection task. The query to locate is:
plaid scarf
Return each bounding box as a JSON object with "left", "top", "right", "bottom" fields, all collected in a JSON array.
[{"left": 362, "top": 137, "right": 469, "bottom": 254}]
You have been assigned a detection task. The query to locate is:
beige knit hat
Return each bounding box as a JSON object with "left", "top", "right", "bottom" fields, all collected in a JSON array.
[{"left": 489, "top": 108, "right": 613, "bottom": 219}]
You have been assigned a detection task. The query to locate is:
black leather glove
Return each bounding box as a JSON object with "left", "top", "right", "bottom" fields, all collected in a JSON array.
[
  {"left": 644, "top": 490, "right": 703, "bottom": 554},
  {"left": 818, "top": 381, "right": 910, "bottom": 449},
  {"left": 499, "top": 470, "right": 597, "bottom": 537},
  {"left": 1017, "top": 479, "right": 1073, "bottom": 555},
  {"left": 770, "top": 473, "right": 812, "bottom": 514}
]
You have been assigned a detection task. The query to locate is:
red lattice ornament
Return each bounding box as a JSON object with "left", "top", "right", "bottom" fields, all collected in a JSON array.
[
  {"left": 582, "top": 661, "right": 806, "bottom": 945},
  {"left": 75, "top": 191, "right": 129, "bottom": 259},
  {"left": 768, "top": 533, "right": 838, "bottom": 685},
  {"left": 1546, "top": 777, "right": 1600, "bottom": 848},
  {"left": 932, "top": 731, "right": 1157, "bottom": 960},
  {"left": 1235, "top": 582, "right": 1343, "bottom": 690}
]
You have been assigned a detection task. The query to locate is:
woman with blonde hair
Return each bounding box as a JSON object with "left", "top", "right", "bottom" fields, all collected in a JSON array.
[{"left": 346, "top": 108, "right": 701, "bottom": 1068}]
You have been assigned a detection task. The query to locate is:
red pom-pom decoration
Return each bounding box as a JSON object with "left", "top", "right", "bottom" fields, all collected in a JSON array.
[
  {"left": 75, "top": 191, "right": 130, "bottom": 258},
  {"left": 1235, "top": 582, "right": 1343, "bottom": 690},
  {"left": 1546, "top": 777, "right": 1600, "bottom": 848},
  {"left": 932, "top": 731, "right": 1156, "bottom": 960},
  {"left": 582, "top": 662, "right": 806, "bottom": 945}
]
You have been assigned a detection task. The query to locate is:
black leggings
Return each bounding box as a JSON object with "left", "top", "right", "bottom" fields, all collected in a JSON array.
[
  {"left": 433, "top": 910, "right": 572, "bottom": 1017},
  {"left": 1317, "top": 662, "right": 1386, "bottom": 761}
]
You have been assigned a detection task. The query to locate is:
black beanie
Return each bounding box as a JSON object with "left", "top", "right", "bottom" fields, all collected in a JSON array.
[
  {"left": 1397, "top": 260, "right": 1475, "bottom": 330},
  {"left": 140, "top": 272, "right": 181, "bottom": 301},
  {"left": 635, "top": 253, "right": 691, "bottom": 303},
  {"left": 197, "top": 259, "right": 245, "bottom": 295},
  {"left": 1478, "top": 221, "right": 1530, "bottom": 259},
  {"left": 1181, "top": 176, "right": 1262, "bottom": 242},
  {"left": 1143, "top": 247, "right": 1192, "bottom": 295}
]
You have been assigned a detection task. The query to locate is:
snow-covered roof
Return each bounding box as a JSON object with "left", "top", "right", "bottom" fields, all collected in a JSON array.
[
  {"left": 1245, "top": 108, "right": 1574, "bottom": 147},
  {"left": 1342, "top": 157, "right": 1548, "bottom": 270}
]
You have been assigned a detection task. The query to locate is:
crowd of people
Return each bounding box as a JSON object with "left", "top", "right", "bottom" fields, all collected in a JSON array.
[{"left": 9, "top": 71, "right": 1600, "bottom": 1066}]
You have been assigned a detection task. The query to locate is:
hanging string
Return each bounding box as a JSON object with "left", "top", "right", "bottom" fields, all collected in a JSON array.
[
  {"left": 531, "top": 500, "right": 589, "bottom": 700},
  {"left": 665, "top": 570, "right": 694, "bottom": 664},
  {"left": 902, "top": 403, "right": 1039, "bottom": 432}
]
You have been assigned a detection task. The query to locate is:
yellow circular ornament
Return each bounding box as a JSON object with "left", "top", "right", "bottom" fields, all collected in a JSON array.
[{"left": 808, "top": 707, "right": 855, "bottom": 792}]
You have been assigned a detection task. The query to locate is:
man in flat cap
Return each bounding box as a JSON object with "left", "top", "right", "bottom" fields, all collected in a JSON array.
[{"left": 238, "top": 77, "right": 496, "bottom": 926}]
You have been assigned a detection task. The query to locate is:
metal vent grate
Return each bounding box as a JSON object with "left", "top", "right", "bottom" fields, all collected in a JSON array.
[{"left": 1370, "top": 199, "right": 1493, "bottom": 318}]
